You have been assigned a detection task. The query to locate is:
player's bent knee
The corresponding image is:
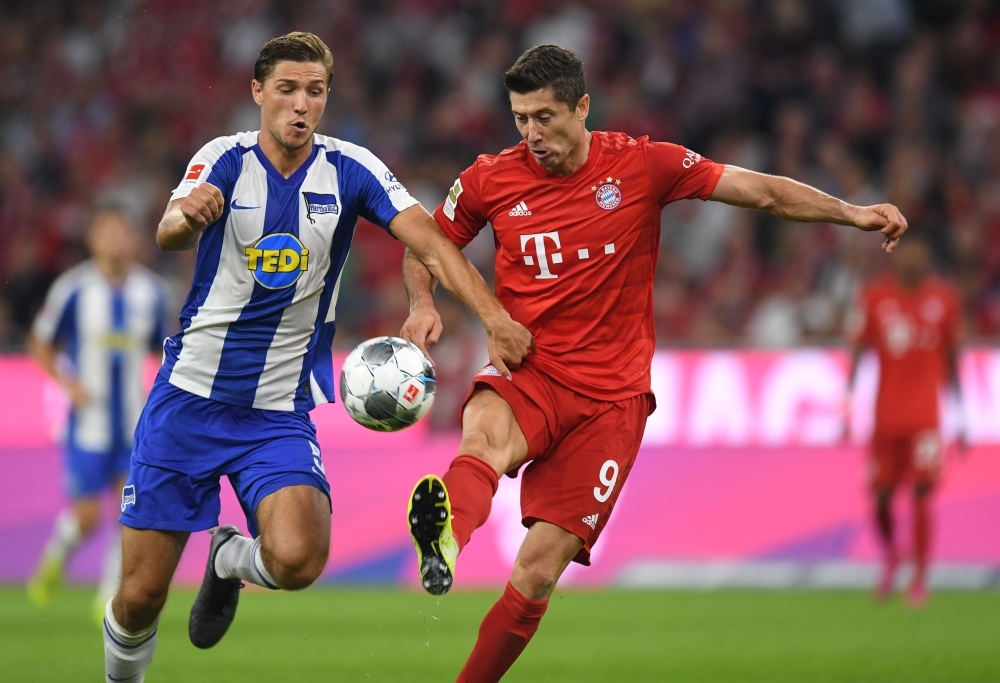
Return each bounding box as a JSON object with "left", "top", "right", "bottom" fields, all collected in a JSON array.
[
  {"left": 511, "top": 559, "right": 560, "bottom": 599},
  {"left": 116, "top": 578, "right": 169, "bottom": 630},
  {"left": 262, "top": 537, "right": 328, "bottom": 590},
  {"left": 458, "top": 407, "right": 526, "bottom": 476},
  {"left": 119, "top": 578, "right": 168, "bottom": 610},
  {"left": 269, "top": 556, "right": 326, "bottom": 590},
  {"left": 456, "top": 431, "right": 499, "bottom": 465}
]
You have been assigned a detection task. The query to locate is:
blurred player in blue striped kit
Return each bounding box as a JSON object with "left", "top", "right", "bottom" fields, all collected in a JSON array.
[
  {"left": 101, "top": 32, "right": 531, "bottom": 683},
  {"left": 26, "top": 207, "right": 167, "bottom": 625}
]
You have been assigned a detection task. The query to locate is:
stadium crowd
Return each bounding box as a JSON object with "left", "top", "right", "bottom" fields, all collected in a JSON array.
[{"left": 1, "top": 0, "right": 999, "bottom": 425}]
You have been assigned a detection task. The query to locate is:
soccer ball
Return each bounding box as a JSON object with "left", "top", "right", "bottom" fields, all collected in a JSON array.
[{"left": 339, "top": 336, "right": 436, "bottom": 431}]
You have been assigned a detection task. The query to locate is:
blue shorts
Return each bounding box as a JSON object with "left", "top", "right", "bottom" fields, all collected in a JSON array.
[
  {"left": 120, "top": 376, "right": 331, "bottom": 537},
  {"left": 65, "top": 443, "right": 132, "bottom": 499}
]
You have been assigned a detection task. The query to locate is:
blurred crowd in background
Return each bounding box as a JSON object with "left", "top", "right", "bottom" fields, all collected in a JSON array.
[{"left": 1, "top": 0, "right": 999, "bottom": 426}]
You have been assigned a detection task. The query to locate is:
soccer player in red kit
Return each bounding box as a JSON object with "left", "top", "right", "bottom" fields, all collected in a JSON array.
[
  {"left": 402, "top": 45, "right": 907, "bottom": 682},
  {"left": 845, "top": 236, "right": 964, "bottom": 607}
]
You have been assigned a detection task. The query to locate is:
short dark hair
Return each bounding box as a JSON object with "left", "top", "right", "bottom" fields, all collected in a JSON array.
[
  {"left": 503, "top": 45, "right": 586, "bottom": 108},
  {"left": 254, "top": 32, "right": 334, "bottom": 86}
]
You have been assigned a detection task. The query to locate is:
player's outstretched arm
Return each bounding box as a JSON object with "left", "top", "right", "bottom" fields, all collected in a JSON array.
[
  {"left": 400, "top": 248, "right": 443, "bottom": 358},
  {"left": 390, "top": 205, "right": 533, "bottom": 377},
  {"left": 709, "top": 165, "right": 908, "bottom": 253},
  {"left": 156, "top": 183, "right": 226, "bottom": 251}
]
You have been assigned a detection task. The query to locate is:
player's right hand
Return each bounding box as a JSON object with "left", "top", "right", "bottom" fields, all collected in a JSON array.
[
  {"left": 400, "top": 305, "right": 443, "bottom": 361},
  {"left": 853, "top": 203, "right": 908, "bottom": 254},
  {"left": 485, "top": 313, "right": 534, "bottom": 379},
  {"left": 180, "top": 183, "right": 225, "bottom": 231}
]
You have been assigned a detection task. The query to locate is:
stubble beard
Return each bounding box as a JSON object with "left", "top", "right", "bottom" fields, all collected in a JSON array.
[{"left": 267, "top": 118, "right": 312, "bottom": 155}]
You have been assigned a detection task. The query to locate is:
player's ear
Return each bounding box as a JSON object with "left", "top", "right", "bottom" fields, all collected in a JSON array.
[
  {"left": 576, "top": 94, "right": 590, "bottom": 121},
  {"left": 251, "top": 79, "right": 264, "bottom": 106}
]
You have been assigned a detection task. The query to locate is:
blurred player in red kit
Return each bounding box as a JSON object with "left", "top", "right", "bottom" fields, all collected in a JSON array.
[
  {"left": 401, "top": 45, "right": 907, "bottom": 682},
  {"left": 845, "top": 236, "right": 964, "bottom": 607}
]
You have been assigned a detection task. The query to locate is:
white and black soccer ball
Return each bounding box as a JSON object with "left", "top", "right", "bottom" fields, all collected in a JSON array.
[{"left": 339, "top": 336, "right": 436, "bottom": 431}]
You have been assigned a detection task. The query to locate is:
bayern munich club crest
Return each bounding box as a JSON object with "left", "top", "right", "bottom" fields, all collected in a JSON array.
[{"left": 594, "top": 180, "right": 622, "bottom": 210}]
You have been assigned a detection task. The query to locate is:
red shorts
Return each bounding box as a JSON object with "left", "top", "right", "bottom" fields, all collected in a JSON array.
[
  {"left": 463, "top": 362, "right": 654, "bottom": 565},
  {"left": 869, "top": 430, "right": 943, "bottom": 490}
]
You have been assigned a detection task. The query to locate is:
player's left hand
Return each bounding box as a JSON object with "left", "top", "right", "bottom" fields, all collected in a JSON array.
[
  {"left": 852, "top": 203, "right": 908, "bottom": 254},
  {"left": 400, "top": 304, "right": 443, "bottom": 361}
]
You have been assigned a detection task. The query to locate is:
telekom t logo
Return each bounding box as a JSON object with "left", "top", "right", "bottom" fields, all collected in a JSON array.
[
  {"left": 518, "top": 231, "right": 616, "bottom": 279},
  {"left": 520, "top": 232, "right": 562, "bottom": 279}
]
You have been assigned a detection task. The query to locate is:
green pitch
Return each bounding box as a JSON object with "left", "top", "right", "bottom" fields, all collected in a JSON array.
[{"left": 2, "top": 587, "right": 998, "bottom": 682}]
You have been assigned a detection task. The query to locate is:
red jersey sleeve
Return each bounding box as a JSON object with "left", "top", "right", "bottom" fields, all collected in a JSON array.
[
  {"left": 433, "top": 162, "right": 488, "bottom": 248},
  {"left": 642, "top": 140, "right": 725, "bottom": 207}
]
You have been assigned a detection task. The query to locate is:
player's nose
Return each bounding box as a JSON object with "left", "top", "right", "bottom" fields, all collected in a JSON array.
[{"left": 525, "top": 121, "right": 543, "bottom": 142}]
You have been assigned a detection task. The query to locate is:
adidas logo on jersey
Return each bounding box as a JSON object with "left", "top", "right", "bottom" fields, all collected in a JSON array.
[
  {"left": 582, "top": 514, "right": 599, "bottom": 529},
  {"left": 508, "top": 201, "right": 532, "bottom": 216}
]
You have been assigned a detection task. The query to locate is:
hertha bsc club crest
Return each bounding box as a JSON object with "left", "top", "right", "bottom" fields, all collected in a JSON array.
[{"left": 594, "top": 179, "right": 622, "bottom": 210}]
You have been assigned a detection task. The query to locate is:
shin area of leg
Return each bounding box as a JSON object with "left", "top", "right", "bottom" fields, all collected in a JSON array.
[
  {"left": 106, "top": 527, "right": 187, "bottom": 683},
  {"left": 457, "top": 523, "right": 582, "bottom": 683}
]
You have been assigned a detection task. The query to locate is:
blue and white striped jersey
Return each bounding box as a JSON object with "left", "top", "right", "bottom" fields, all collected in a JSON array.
[
  {"left": 33, "top": 262, "right": 167, "bottom": 453},
  {"left": 162, "top": 131, "right": 418, "bottom": 411}
]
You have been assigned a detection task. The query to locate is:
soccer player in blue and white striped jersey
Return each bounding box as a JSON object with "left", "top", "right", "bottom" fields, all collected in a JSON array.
[
  {"left": 102, "top": 32, "right": 532, "bottom": 682},
  {"left": 27, "top": 207, "right": 167, "bottom": 624}
]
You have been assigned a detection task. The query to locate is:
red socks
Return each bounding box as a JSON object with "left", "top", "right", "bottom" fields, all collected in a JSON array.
[
  {"left": 456, "top": 582, "right": 549, "bottom": 683},
  {"left": 444, "top": 460, "right": 545, "bottom": 682},
  {"left": 876, "top": 488, "right": 933, "bottom": 585},
  {"left": 443, "top": 455, "right": 499, "bottom": 550}
]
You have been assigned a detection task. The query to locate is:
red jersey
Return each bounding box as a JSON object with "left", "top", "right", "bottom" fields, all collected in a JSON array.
[
  {"left": 851, "top": 274, "right": 961, "bottom": 435},
  {"left": 434, "top": 131, "right": 724, "bottom": 401}
]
